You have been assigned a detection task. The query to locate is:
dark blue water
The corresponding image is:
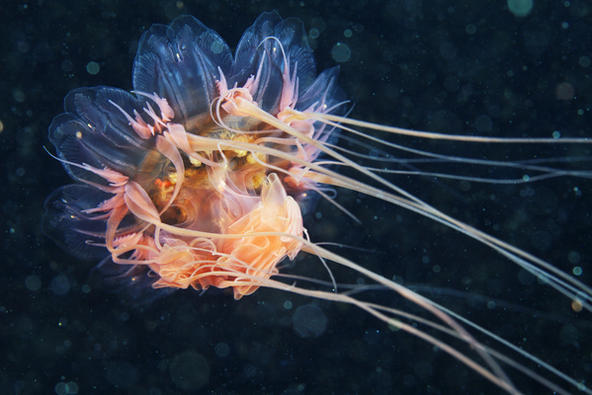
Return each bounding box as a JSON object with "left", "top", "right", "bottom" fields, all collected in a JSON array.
[{"left": 2, "top": 1, "right": 591, "bottom": 394}]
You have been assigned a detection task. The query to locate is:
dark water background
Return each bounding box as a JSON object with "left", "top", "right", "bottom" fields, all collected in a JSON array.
[{"left": 2, "top": 1, "right": 592, "bottom": 394}]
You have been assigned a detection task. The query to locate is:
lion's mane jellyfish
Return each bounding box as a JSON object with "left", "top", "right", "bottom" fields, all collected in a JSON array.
[
  {"left": 44, "top": 12, "right": 342, "bottom": 299},
  {"left": 44, "top": 12, "right": 591, "bottom": 393}
]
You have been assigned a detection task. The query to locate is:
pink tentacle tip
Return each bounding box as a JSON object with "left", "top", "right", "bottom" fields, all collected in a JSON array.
[
  {"left": 82, "top": 164, "right": 128, "bottom": 187},
  {"left": 133, "top": 91, "right": 175, "bottom": 122},
  {"left": 215, "top": 66, "right": 259, "bottom": 117}
]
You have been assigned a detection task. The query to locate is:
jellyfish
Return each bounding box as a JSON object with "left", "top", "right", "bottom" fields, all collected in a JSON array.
[{"left": 43, "top": 12, "right": 591, "bottom": 393}]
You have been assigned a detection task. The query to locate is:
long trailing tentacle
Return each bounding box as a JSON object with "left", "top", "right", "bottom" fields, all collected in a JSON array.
[
  {"left": 186, "top": 118, "right": 592, "bottom": 311},
  {"left": 306, "top": 112, "right": 592, "bottom": 144}
]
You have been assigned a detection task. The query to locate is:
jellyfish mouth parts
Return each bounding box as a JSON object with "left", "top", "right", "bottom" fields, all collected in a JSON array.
[
  {"left": 51, "top": 86, "right": 317, "bottom": 300},
  {"left": 102, "top": 53, "right": 338, "bottom": 300},
  {"left": 43, "top": 11, "right": 592, "bottom": 394}
]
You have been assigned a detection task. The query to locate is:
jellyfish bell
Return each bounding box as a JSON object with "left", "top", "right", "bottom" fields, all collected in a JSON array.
[{"left": 43, "top": 11, "right": 591, "bottom": 394}]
